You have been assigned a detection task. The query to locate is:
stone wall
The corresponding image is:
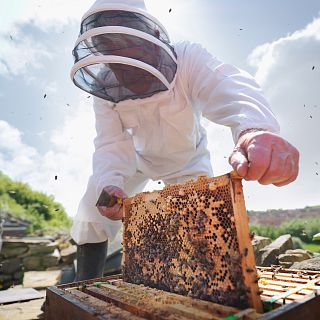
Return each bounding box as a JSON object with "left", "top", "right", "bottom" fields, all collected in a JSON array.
[
  {"left": 252, "top": 234, "right": 316, "bottom": 268},
  {"left": 0, "top": 235, "right": 76, "bottom": 290}
]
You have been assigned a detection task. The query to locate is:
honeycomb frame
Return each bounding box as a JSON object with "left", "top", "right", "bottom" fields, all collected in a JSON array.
[{"left": 123, "top": 172, "right": 262, "bottom": 311}]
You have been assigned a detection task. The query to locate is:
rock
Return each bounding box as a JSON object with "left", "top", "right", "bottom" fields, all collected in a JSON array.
[
  {"left": 252, "top": 236, "right": 271, "bottom": 263},
  {"left": 285, "top": 249, "right": 313, "bottom": 260},
  {"left": 256, "top": 234, "right": 293, "bottom": 266},
  {"left": 270, "top": 234, "right": 293, "bottom": 253},
  {"left": 252, "top": 236, "right": 271, "bottom": 252},
  {"left": 290, "top": 257, "right": 320, "bottom": 271},
  {"left": 23, "top": 256, "right": 44, "bottom": 271},
  {"left": 42, "top": 249, "right": 60, "bottom": 268},
  {"left": 278, "top": 253, "right": 310, "bottom": 267},
  {"left": 257, "top": 247, "right": 279, "bottom": 266},
  {"left": 23, "top": 249, "right": 60, "bottom": 270},
  {"left": 1, "top": 238, "right": 53, "bottom": 259},
  {"left": 60, "top": 245, "right": 76, "bottom": 265},
  {"left": 0, "top": 274, "right": 12, "bottom": 283},
  {"left": 13, "top": 270, "right": 24, "bottom": 281},
  {"left": 0, "top": 274, "right": 14, "bottom": 290},
  {"left": 1, "top": 258, "right": 22, "bottom": 274},
  {"left": 25, "top": 241, "right": 58, "bottom": 255},
  {"left": 23, "top": 270, "right": 62, "bottom": 288},
  {"left": 0, "top": 246, "right": 28, "bottom": 259}
]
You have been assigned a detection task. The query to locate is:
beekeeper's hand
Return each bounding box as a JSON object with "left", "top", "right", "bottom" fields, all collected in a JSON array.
[
  {"left": 97, "top": 185, "right": 127, "bottom": 220},
  {"left": 229, "top": 130, "right": 299, "bottom": 186}
]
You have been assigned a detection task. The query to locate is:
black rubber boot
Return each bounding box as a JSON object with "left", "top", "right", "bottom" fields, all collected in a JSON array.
[{"left": 75, "top": 240, "right": 108, "bottom": 281}]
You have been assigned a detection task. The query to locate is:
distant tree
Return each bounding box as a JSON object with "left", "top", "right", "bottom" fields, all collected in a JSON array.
[{"left": 250, "top": 217, "right": 320, "bottom": 243}]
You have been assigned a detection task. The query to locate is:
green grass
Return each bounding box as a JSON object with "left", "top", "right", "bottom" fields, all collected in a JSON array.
[{"left": 302, "top": 242, "right": 320, "bottom": 253}]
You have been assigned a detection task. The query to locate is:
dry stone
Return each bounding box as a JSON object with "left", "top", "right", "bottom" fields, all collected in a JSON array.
[
  {"left": 0, "top": 246, "right": 28, "bottom": 259},
  {"left": 1, "top": 258, "right": 21, "bottom": 274},
  {"left": 0, "top": 235, "right": 73, "bottom": 290},
  {"left": 60, "top": 245, "right": 76, "bottom": 265},
  {"left": 42, "top": 249, "right": 60, "bottom": 268},
  {"left": 257, "top": 247, "right": 279, "bottom": 266},
  {"left": 278, "top": 253, "right": 309, "bottom": 267},
  {"left": 285, "top": 249, "right": 312, "bottom": 260},
  {"left": 252, "top": 236, "right": 271, "bottom": 252},
  {"left": 0, "top": 274, "right": 12, "bottom": 283},
  {"left": 23, "top": 256, "right": 44, "bottom": 271},
  {"left": 25, "top": 241, "right": 58, "bottom": 255},
  {"left": 290, "top": 256, "right": 320, "bottom": 271},
  {"left": 0, "top": 274, "right": 15, "bottom": 290},
  {"left": 23, "top": 249, "right": 60, "bottom": 270},
  {"left": 23, "top": 270, "right": 62, "bottom": 288},
  {"left": 13, "top": 270, "right": 24, "bottom": 281},
  {"left": 256, "top": 234, "right": 293, "bottom": 266}
]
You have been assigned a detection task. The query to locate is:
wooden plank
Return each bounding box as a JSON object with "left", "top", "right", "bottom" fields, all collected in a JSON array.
[
  {"left": 58, "top": 274, "right": 122, "bottom": 290},
  {"left": 103, "top": 281, "right": 242, "bottom": 318},
  {"left": 0, "top": 287, "right": 43, "bottom": 304},
  {"left": 258, "top": 271, "right": 320, "bottom": 281},
  {"left": 0, "top": 297, "right": 45, "bottom": 320},
  {"left": 264, "top": 278, "right": 320, "bottom": 304},
  {"left": 83, "top": 286, "right": 169, "bottom": 320},
  {"left": 70, "top": 289, "right": 144, "bottom": 319},
  {"left": 257, "top": 267, "right": 320, "bottom": 276},
  {"left": 258, "top": 283, "right": 315, "bottom": 296},
  {"left": 259, "top": 289, "right": 305, "bottom": 301},
  {"left": 45, "top": 286, "right": 105, "bottom": 320},
  {"left": 259, "top": 295, "right": 320, "bottom": 320},
  {"left": 259, "top": 274, "right": 320, "bottom": 285},
  {"left": 83, "top": 283, "right": 247, "bottom": 320},
  {"left": 230, "top": 173, "right": 263, "bottom": 312},
  {"left": 259, "top": 277, "right": 320, "bottom": 289}
]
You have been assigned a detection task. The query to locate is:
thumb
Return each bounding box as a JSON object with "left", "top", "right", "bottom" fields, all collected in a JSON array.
[{"left": 229, "top": 147, "right": 249, "bottom": 177}]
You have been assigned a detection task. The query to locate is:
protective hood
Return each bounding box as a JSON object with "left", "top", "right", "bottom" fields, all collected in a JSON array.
[{"left": 71, "top": 0, "right": 177, "bottom": 103}]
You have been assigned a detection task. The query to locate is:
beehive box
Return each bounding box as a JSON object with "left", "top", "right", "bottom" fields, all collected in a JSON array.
[
  {"left": 123, "top": 172, "right": 262, "bottom": 311},
  {"left": 45, "top": 275, "right": 259, "bottom": 320},
  {"left": 45, "top": 272, "right": 320, "bottom": 320}
]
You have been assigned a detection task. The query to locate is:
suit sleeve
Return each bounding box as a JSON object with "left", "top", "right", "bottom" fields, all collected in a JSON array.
[
  {"left": 180, "top": 42, "right": 280, "bottom": 142},
  {"left": 92, "top": 97, "right": 137, "bottom": 198}
]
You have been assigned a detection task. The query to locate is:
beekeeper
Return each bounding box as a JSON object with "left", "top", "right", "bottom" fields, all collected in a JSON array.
[{"left": 70, "top": 0, "right": 299, "bottom": 280}]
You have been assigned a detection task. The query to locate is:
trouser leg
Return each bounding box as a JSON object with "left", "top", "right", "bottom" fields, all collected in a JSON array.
[{"left": 75, "top": 240, "right": 108, "bottom": 281}]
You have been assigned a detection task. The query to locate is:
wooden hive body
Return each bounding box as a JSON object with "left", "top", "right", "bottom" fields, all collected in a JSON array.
[{"left": 123, "top": 172, "right": 262, "bottom": 311}]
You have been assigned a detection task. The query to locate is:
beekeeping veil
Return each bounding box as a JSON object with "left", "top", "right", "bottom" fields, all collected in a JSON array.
[{"left": 71, "top": 0, "right": 177, "bottom": 103}]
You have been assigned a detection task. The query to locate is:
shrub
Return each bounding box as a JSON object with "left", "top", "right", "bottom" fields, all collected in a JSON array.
[{"left": 0, "top": 171, "right": 71, "bottom": 234}]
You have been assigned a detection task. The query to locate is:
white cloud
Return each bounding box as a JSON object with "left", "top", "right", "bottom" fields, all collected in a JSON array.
[
  {"left": 241, "top": 17, "right": 320, "bottom": 210},
  {"left": 248, "top": 18, "right": 320, "bottom": 88},
  {"left": 0, "top": 98, "right": 95, "bottom": 216},
  {"left": 3, "top": 0, "right": 92, "bottom": 33},
  {"left": 0, "top": 27, "right": 52, "bottom": 77}
]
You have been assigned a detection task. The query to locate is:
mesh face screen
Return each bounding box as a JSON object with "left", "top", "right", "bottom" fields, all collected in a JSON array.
[
  {"left": 72, "top": 11, "right": 177, "bottom": 102},
  {"left": 73, "top": 63, "right": 168, "bottom": 102},
  {"left": 123, "top": 173, "right": 262, "bottom": 310}
]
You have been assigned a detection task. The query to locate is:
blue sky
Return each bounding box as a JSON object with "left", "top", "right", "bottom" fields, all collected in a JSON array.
[{"left": 0, "top": 0, "right": 320, "bottom": 220}]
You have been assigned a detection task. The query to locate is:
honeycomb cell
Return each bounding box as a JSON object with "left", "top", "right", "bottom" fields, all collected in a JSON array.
[{"left": 122, "top": 173, "right": 259, "bottom": 309}]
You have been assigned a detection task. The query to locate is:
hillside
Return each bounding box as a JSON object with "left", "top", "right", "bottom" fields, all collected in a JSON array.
[
  {"left": 248, "top": 206, "right": 320, "bottom": 226},
  {"left": 0, "top": 171, "right": 71, "bottom": 234}
]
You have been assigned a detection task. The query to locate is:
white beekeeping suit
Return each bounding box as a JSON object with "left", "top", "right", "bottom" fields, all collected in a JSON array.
[{"left": 70, "top": 0, "right": 280, "bottom": 245}]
